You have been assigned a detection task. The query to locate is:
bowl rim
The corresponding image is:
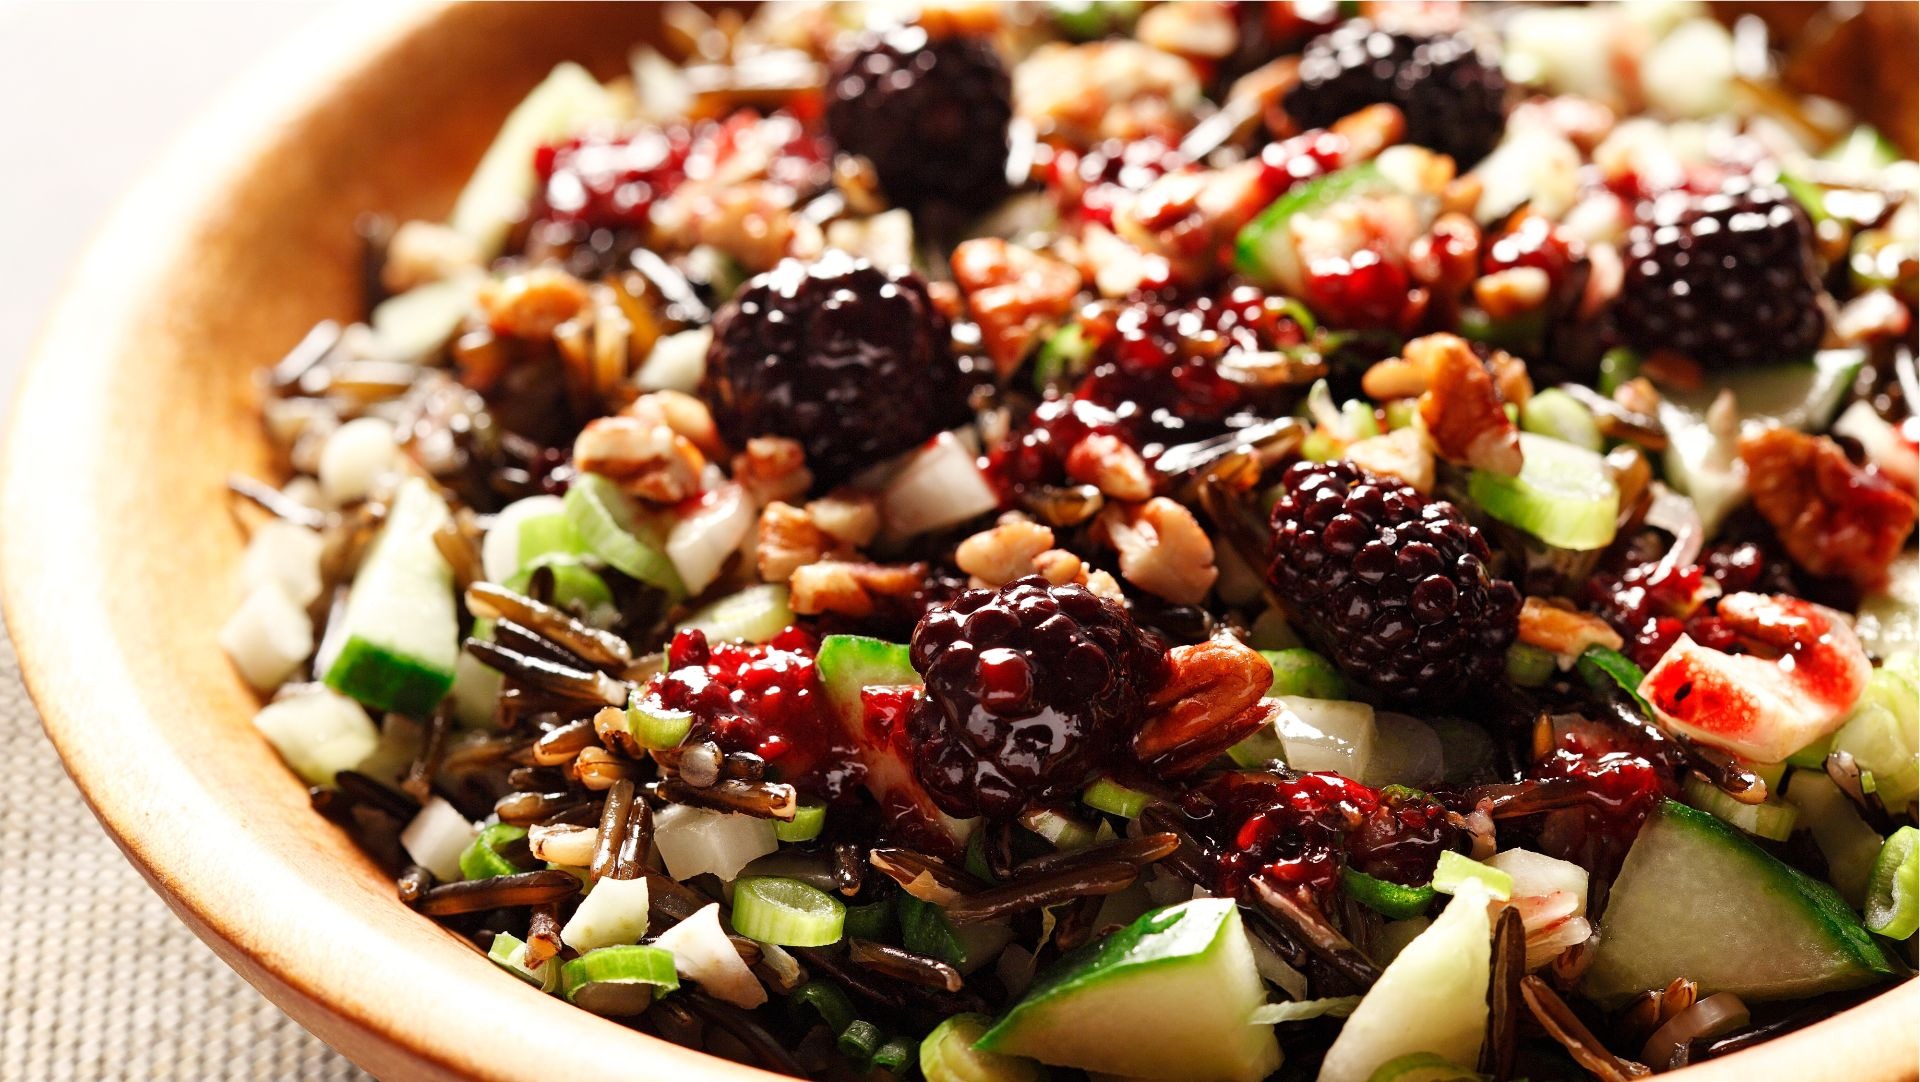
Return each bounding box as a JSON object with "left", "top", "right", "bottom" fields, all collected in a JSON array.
[{"left": 1, "top": 3, "right": 1914, "bottom": 1080}]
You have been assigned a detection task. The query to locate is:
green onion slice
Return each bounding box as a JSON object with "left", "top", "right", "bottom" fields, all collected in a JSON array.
[
  {"left": 774, "top": 802, "right": 828, "bottom": 843},
  {"left": 487, "top": 932, "right": 557, "bottom": 992},
  {"left": 627, "top": 690, "right": 694, "bottom": 751},
  {"left": 837, "top": 1019, "right": 884, "bottom": 1067},
  {"left": 459, "top": 822, "right": 529, "bottom": 881},
  {"left": 563, "top": 472, "right": 685, "bottom": 596},
  {"left": 1864, "top": 826, "right": 1918, "bottom": 940},
  {"left": 1262, "top": 647, "right": 1348, "bottom": 699},
  {"left": 789, "top": 979, "right": 857, "bottom": 1035},
  {"left": 1367, "top": 1051, "right": 1487, "bottom": 1082},
  {"left": 1082, "top": 776, "right": 1152, "bottom": 820},
  {"left": 559, "top": 944, "right": 678, "bottom": 1016},
  {"left": 1342, "top": 867, "right": 1437, "bottom": 920},
  {"left": 732, "top": 876, "right": 847, "bottom": 947}
]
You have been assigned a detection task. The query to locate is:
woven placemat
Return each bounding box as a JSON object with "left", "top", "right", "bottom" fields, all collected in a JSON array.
[{"left": 0, "top": 617, "right": 370, "bottom": 1082}]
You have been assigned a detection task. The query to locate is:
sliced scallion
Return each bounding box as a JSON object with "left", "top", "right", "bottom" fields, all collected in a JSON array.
[
  {"left": 842, "top": 897, "right": 898, "bottom": 943},
  {"left": 564, "top": 472, "right": 685, "bottom": 596},
  {"left": 1864, "top": 826, "right": 1918, "bottom": 940},
  {"left": 789, "top": 979, "right": 856, "bottom": 1034},
  {"left": 487, "top": 932, "right": 558, "bottom": 992},
  {"left": 1341, "top": 867, "right": 1436, "bottom": 920},
  {"left": 559, "top": 944, "right": 678, "bottom": 1016},
  {"left": 1431, "top": 850, "right": 1512, "bottom": 902},
  {"left": 837, "top": 1019, "right": 884, "bottom": 1067},
  {"left": 871, "top": 1035, "right": 917, "bottom": 1074},
  {"left": 459, "top": 823, "right": 529, "bottom": 881},
  {"left": 1262, "top": 647, "right": 1348, "bottom": 699},
  {"left": 1365, "top": 1050, "right": 1486, "bottom": 1082},
  {"left": 774, "top": 802, "right": 828, "bottom": 843},
  {"left": 1082, "top": 776, "right": 1152, "bottom": 819},
  {"left": 627, "top": 690, "right": 694, "bottom": 751},
  {"left": 732, "top": 876, "right": 846, "bottom": 947},
  {"left": 1505, "top": 642, "right": 1556, "bottom": 688}
]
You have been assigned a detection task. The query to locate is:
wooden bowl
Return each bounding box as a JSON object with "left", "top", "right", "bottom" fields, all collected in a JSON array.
[{"left": 1, "top": 3, "right": 1913, "bottom": 1080}]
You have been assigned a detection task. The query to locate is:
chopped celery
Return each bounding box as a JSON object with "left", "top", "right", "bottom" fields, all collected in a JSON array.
[
  {"left": 1365, "top": 1052, "right": 1485, "bottom": 1082},
  {"left": 731, "top": 877, "right": 846, "bottom": 947},
  {"left": 1831, "top": 665, "right": 1920, "bottom": 809},
  {"left": 1520, "top": 388, "right": 1603, "bottom": 452},
  {"left": 1431, "top": 851, "right": 1512, "bottom": 901},
  {"left": 627, "top": 691, "right": 694, "bottom": 751},
  {"left": 1864, "top": 827, "right": 1918, "bottom": 940},
  {"left": 1468, "top": 434, "right": 1619, "bottom": 551},
  {"left": 1505, "top": 642, "right": 1557, "bottom": 688},
  {"left": 676, "top": 584, "right": 795, "bottom": 646}
]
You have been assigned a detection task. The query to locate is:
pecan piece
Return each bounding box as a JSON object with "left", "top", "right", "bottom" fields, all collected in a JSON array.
[
  {"left": 1133, "top": 637, "right": 1273, "bottom": 774},
  {"left": 758, "top": 502, "right": 830, "bottom": 584},
  {"left": 1098, "top": 497, "right": 1218, "bottom": 605},
  {"left": 1739, "top": 428, "right": 1917, "bottom": 588},
  {"left": 789, "top": 560, "right": 928, "bottom": 619},
  {"left": 572, "top": 406, "right": 706, "bottom": 505},
  {"left": 1065, "top": 433, "right": 1153, "bottom": 502},
  {"left": 1408, "top": 332, "right": 1524, "bottom": 476},
  {"left": 732, "top": 437, "right": 813, "bottom": 506},
  {"left": 482, "top": 267, "right": 590, "bottom": 340},
  {"left": 1518, "top": 597, "right": 1624, "bottom": 659},
  {"left": 955, "top": 519, "right": 1057, "bottom": 587},
  {"left": 951, "top": 239, "right": 1084, "bottom": 379}
]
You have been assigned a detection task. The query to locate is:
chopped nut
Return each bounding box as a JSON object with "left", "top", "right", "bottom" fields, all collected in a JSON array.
[
  {"left": 956, "top": 520, "right": 1057, "bottom": 587},
  {"left": 951, "top": 239, "right": 1084, "bottom": 378},
  {"left": 1065, "top": 433, "right": 1153, "bottom": 502},
  {"left": 1834, "top": 289, "right": 1912, "bottom": 344},
  {"left": 1518, "top": 597, "right": 1624, "bottom": 660},
  {"left": 789, "top": 560, "right": 928, "bottom": 619},
  {"left": 1344, "top": 427, "right": 1434, "bottom": 493},
  {"left": 1612, "top": 376, "right": 1663, "bottom": 420},
  {"left": 572, "top": 408, "right": 706, "bottom": 505},
  {"left": 805, "top": 494, "right": 881, "bottom": 549},
  {"left": 1473, "top": 266, "right": 1552, "bottom": 322},
  {"left": 635, "top": 390, "right": 724, "bottom": 459},
  {"left": 482, "top": 268, "right": 590, "bottom": 339},
  {"left": 1361, "top": 356, "right": 1429, "bottom": 401},
  {"left": 1406, "top": 333, "right": 1523, "bottom": 476},
  {"left": 1099, "top": 497, "right": 1218, "bottom": 606},
  {"left": 1739, "top": 428, "right": 1918, "bottom": 588},
  {"left": 382, "top": 221, "right": 481, "bottom": 293},
  {"left": 1329, "top": 103, "right": 1406, "bottom": 164},
  {"left": 657, "top": 182, "right": 811, "bottom": 273},
  {"left": 1084, "top": 569, "right": 1125, "bottom": 600},
  {"left": 1133, "top": 637, "right": 1273, "bottom": 773},
  {"left": 1030, "top": 548, "right": 1087, "bottom": 586},
  {"left": 757, "top": 502, "right": 830, "bottom": 583},
  {"left": 733, "top": 437, "right": 813, "bottom": 506},
  {"left": 1135, "top": 0, "right": 1238, "bottom": 60},
  {"left": 1013, "top": 41, "right": 1203, "bottom": 146}
]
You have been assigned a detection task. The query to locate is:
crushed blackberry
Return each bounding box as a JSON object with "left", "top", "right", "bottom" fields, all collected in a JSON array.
[
  {"left": 1613, "top": 178, "right": 1827, "bottom": 369},
  {"left": 640, "top": 627, "right": 860, "bottom": 799},
  {"left": 1202, "top": 770, "right": 1458, "bottom": 900},
  {"left": 1284, "top": 20, "right": 1508, "bottom": 167},
  {"left": 1266, "top": 460, "right": 1522, "bottom": 705},
  {"left": 826, "top": 27, "right": 1012, "bottom": 213},
  {"left": 907, "top": 575, "right": 1168, "bottom": 819},
  {"left": 700, "top": 252, "right": 976, "bottom": 488}
]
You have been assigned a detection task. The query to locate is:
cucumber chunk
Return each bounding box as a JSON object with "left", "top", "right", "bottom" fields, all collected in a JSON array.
[
  {"left": 1468, "top": 433, "right": 1619, "bottom": 551},
  {"left": 975, "top": 898, "right": 1280, "bottom": 1082},
  {"left": 322, "top": 479, "right": 459, "bottom": 715},
  {"left": 1319, "top": 880, "right": 1492, "bottom": 1082},
  {"left": 1582, "top": 800, "right": 1892, "bottom": 1006}
]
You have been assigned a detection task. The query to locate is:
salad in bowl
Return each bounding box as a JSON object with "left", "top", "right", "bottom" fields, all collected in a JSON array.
[{"left": 217, "top": 3, "right": 1917, "bottom": 1079}]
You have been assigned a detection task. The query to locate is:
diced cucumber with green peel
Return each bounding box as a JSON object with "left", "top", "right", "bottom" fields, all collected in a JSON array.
[
  {"left": 921, "top": 1013, "right": 1046, "bottom": 1082},
  {"left": 1864, "top": 827, "right": 1918, "bottom": 940},
  {"left": 975, "top": 898, "right": 1279, "bottom": 1082},
  {"left": 1683, "top": 775, "right": 1799, "bottom": 841},
  {"left": 1582, "top": 800, "right": 1892, "bottom": 1006},
  {"left": 1785, "top": 771, "right": 1884, "bottom": 907},
  {"left": 1234, "top": 162, "right": 1390, "bottom": 290},
  {"left": 251, "top": 686, "right": 381, "bottom": 786},
  {"left": 322, "top": 479, "right": 460, "bottom": 715},
  {"left": 563, "top": 473, "right": 685, "bottom": 596},
  {"left": 449, "top": 62, "right": 621, "bottom": 256},
  {"left": 1431, "top": 851, "right": 1511, "bottom": 901},
  {"left": 676, "top": 584, "right": 796, "bottom": 646},
  {"left": 1319, "top": 880, "right": 1492, "bottom": 1082},
  {"left": 1468, "top": 433, "right": 1619, "bottom": 551},
  {"left": 1661, "top": 349, "right": 1867, "bottom": 434}
]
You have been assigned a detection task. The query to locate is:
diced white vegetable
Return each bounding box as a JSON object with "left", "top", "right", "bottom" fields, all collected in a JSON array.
[
  {"left": 1501, "top": 7, "right": 1619, "bottom": 101},
  {"left": 1641, "top": 19, "right": 1735, "bottom": 118},
  {"left": 878, "top": 432, "right": 1000, "bottom": 540},
  {"left": 1472, "top": 116, "right": 1582, "bottom": 223},
  {"left": 1361, "top": 711, "right": 1444, "bottom": 789},
  {"left": 561, "top": 876, "right": 652, "bottom": 951},
  {"left": 370, "top": 273, "right": 481, "bottom": 363},
  {"left": 1834, "top": 400, "right": 1920, "bottom": 492},
  {"left": 635, "top": 327, "right": 712, "bottom": 393},
  {"left": 1270, "top": 696, "right": 1376, "bottom": 778},
  {"left": 251, "top": 686, "right": 380, "bottom": 786},
  {"left": 1855, "top": 557, "right": 1920, "bottom": 660},
  {"left": 241, "top": 520, "right": 326, "bottom": 609},
  {"left": 481, "top": 494, "right": 569, "bottom": 583},
  {"left": 401, "top": 797, "right": 477, "bottom": 881},
  {"left": 221, "top": 582, "right": 316, "bottom": 692},
  {"left": 1319, "top": 880, "right": 1492, "bottom": 1082},
  {"left": 1371, "top": 916, "right": 1431, "bottom": 966},
  {"left": 449, "top": 649, "right": 504, "bottom": 729},
  {"left": 1486, "top": 849, "right": 1590, "bottom": 914},
  {"left": 654, "top": 903, "right": 767, "bottom": 1009},
  {"left": 1244, "top": 927, "right": 1309, "bottom": 1000},
  {"left": 318, "top": 416, "right": 399, "bottom": 506},
  {"left": 449, "top": 62, "right": 621, "bottom": 256},
  {"left": 666, "top": 483, "right": 754, "bottom": 596},
  {"left": 824, "top": 209, "right": 914, "bottom": 271},
  {"left": 353, "top": 713, "right": 426, "bottom": 790},
  {"left": 651, "top": 804, "right": 778, "bottom": 883}
]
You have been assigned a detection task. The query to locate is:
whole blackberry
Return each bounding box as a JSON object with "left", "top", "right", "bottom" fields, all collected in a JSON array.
[
  {"left": 826, "top": 27, "right": 1012, "bottom": 212},
  {"left": 908, "top": 575, "right": 1168, "bottom": 819},
  {"left": 701, "top": 252, "right": 974, "bottom": 488},
  {"left": 1613, "top": 179, "right": 1826, "bottom": 369},
  {"left": 1266, "top": 461, "right": 1520, "bottom": 705},
  {"left": 1284, "top": 20, "right": 1507, "bottom": 167}
]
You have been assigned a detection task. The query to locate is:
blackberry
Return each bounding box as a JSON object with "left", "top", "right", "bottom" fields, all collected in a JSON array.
[
  {"left": 826, "top": 27, "right": 1012, "bottom": 212},
  {"left": 1613, "top": 179, "right": 1826, "bottom": 369},
  {"left": 1265, "top": 461, "right": 1520, "bottom": 705},
  {"left": 908, "top": 575, "right": 1168, "bottom": 819},
  {"left": 700, "top": 252, "right": 975, "bottom": 488},
  {"left": 1203, "top": 771, "right": 1457, "bottom": 900},
  {"left": 1284, "top": 20, "right": 1507, "bottom": 167}
]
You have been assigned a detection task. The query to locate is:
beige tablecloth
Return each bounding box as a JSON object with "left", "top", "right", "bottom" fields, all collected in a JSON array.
[{"left": 0, "top": 619, "right": 369, "bottom": 1081}]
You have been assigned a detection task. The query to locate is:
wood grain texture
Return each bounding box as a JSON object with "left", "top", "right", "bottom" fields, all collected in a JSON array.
[{"left": 0, "top": 3, "right": 1913, "bottom": 1079}]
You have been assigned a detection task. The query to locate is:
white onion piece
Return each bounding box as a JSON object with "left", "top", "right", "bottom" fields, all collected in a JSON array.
[
  {"left": 220, "top": 583, "right": 316, "bottom": 692},
  {"left": 1271, "top": 696, "right": 1376, "bottom": 778},
  {"left": 1244, "top": 927, "right": 1309, "bottom": 1000},
  {"left": 1834, "top": 399, "right": 1920, "bottom": 490},
  {"left": 879, "top": 432, "right": 999, "bottom": 540},
  {"left": 1361, "top": 711, "right": 1444, "bottom": 789},
  {"left": 251, "top": 686, "right": 379, "bottom": 787},
  {"left": 1643, "top": 483, "right": 1704, "bottom": 582},
  {"left": 651, "top": 804, "right": 778, "bottom": 883},
  {"left": 318, "top": 416, "right": 399, "bottom": 506},
  {"left": 241, "top": 521, "right": 326, "bottom": 608},
  {"left": 1486, "top": 849, "right": 1590, "bottom": 914},
  {"left": 401, "top": 798, "right": 477, "bottom": 881},
  {"left": 666, "top": 483, "right": 754, "bottom": 596},
  {"left": 1641, "top": 992, "right": 1750, "bottom": 1069},
  {"left": 561, "top": 876, "right": 652, "bottom": 951},
  {"left": 654, "top": 903, "right": 767, "bottom": 1008}
]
